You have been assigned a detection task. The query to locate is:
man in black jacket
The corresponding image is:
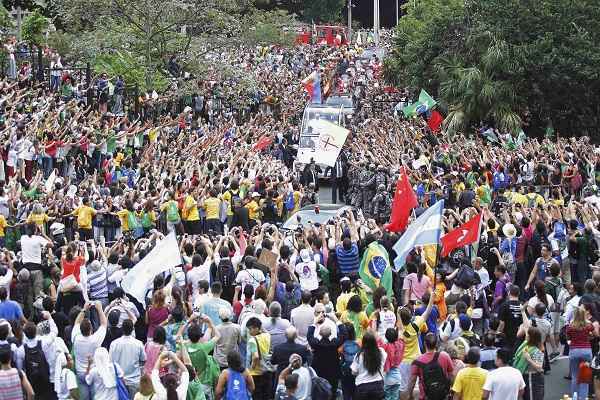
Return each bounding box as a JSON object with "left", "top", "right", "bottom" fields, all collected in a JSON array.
[
  {"left": 325, "top": 152, "right": 348, "bottom": 204},
  {"left": 301, "top": 158, "right": 322, "bottom": 191},
  {"left": 271, "top": 326, "right": 312, "bottom": 380}
]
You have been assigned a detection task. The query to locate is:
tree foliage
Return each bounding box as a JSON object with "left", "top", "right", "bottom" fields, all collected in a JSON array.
[
  {"left": 385, "top": 0, "right": 600, "bottom": 137},
  {"left": 21, "top": 8, "right": 48, "bottom": 46},
  {"left": 303, "top": 0, "right": 345, "bottom": 23}
]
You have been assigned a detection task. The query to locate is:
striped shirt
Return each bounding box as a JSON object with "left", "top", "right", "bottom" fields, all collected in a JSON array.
[
  {"left": 0, "top": 368, "right": 24, "bottom": 400},
  {"left": 336, "top": 243, "right": 360, "bottom": 276},
  {"left": 87, "top": 268, "right": 108, "bottom": 300}
]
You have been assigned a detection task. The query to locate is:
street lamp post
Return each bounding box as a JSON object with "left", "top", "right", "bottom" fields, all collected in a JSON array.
[
  {"left": 396, "top": 0, "right": 399, "bottom": 25},
  {"left": 348, "top": 0, "right": 352, "bottom": 44},
  {"left": 373, "top": 0, "right": 380, "bottom": 46}
]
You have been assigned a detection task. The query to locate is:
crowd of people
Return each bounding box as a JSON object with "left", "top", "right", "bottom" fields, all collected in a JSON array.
[{"left": 0, "top": 26, "right": 599, "bottom": 400}]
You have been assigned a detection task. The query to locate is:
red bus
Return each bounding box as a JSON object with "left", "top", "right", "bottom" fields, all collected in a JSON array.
[{"left": 295, "top": 25, "right": 348, "bottom": 47}]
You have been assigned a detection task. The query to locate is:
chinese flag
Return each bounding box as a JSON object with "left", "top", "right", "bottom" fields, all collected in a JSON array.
[
  {"left": 427, "top": 110, "right": 444, "bottom": 133},
  {"left": 386, "top": 167, "right": 418, "bottom": 232},
  {"left": 440, "top": 213, "right": 483, "bottom": 257}
]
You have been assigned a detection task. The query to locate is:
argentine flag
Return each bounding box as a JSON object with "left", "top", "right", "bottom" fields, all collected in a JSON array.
[{"left": 392, "top": 200, "right": 444, "bottom": 271}]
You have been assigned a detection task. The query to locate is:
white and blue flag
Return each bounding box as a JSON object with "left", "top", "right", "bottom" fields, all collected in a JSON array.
[{"left": 392, "top": 200, "right": 444, "bottom": 271}]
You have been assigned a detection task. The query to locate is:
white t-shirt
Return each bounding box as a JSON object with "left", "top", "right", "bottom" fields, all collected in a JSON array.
[
  {"left": 527, "top": 294, "right": 554, "bottom": 313},
  {"left": 482, "top": 366, "right": 525, "bottom": 400},
  {"left": 20, "top": 235, "right": 49, "bottom": 265},
  {"left": 187, "top": 261, "right": 211, "bottom": 300},
  {"left": 56, "top": 368, "right": 78, "bottom": 400},
  {"left": 294, "top": 261, "right": 318, "bottom": 292},
  {"left": 235, "top": 268, "right": 266, "bottom": 291},
  {"left": 351, "top": 348, "right": 387, "bottom": 386},
  {"left": 72, "top": 324, "right": 107, "bottom": 375},
  {"left": 376, "top": 309, "right": 397, "bottom": 340},
  {"left": 292, "top": 367, "right": 313, "bottom": 400}
]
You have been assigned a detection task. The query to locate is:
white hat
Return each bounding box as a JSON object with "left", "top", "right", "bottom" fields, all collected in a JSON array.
[
  {"left": 251, "top": 192, "right": 260, "bottom": 197},
  {"left": 502, "top": 224, "right": 517, "bottom": 238}
]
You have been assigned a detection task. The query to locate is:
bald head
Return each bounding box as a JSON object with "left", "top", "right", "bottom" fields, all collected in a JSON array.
[
  {"left": 285, "top": 326, "right": 297, "bottom": 341},
  {"left": 319, "top": 324, "right": 331, "bottom": 339}
]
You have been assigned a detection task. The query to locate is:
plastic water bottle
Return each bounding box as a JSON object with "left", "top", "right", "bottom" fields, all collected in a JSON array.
[{"left": 573, "top": 392, "right": 578, "bottom": 400}]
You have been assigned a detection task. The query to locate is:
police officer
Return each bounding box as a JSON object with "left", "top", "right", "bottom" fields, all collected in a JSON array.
[
  {"left": 361, "top": 163, "right": 377, "bottom": 214},
  {"left": 371, "top": 183, "right": 392, "bottom": 224}
]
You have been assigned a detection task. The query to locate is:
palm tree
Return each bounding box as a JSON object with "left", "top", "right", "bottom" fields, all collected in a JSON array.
[{"left": 436, "top": 33, "right": 522, "bottom": 137}]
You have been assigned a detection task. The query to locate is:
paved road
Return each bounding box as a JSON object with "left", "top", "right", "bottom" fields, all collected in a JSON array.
[{"left": 547, "top": 357, "right": 572, "bottom": 399}]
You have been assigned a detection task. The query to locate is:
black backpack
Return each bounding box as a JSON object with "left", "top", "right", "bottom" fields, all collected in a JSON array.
[
  {"left": 217, "top": 259, "right": 236, "bottom": 288},
  {"left": 412, "top": 352, "right": 451, "bottom": 400},
  {"left": 588, "top": 236, "right": 599, "bottom": 264},
  {"left": 24, "top": 340, "right": 51, "bottom": 392},
  {"left": 455, "top": 264, "right": 480, "bottom": 289}
]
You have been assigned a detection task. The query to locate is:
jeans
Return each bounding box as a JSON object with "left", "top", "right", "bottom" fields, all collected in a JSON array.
[
  {"left": 42, "top": 156, "right": 53, "bottom": 179},
  {"left": 77, "top": 374, "right": 93, "bottom": 400},
  {"left": 384, "top": 384, "right": 400, "bottom": 400},
  {"left": 569, "top": 347, "right": 592, "bottom": 398}
]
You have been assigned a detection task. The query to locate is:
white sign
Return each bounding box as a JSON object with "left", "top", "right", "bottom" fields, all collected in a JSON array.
[
  {"left": 298, "top": 120, "right": 349, "bottom": 167},
  {"left": 121, "top": 232, "right": 182, "bottom": 305}
]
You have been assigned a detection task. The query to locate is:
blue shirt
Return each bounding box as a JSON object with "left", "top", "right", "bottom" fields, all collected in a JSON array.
[
  {"left": 336, "top": 243, "right": 360, "bottom": 276},
  {"left": 200, "top": 297, "right": 233, "bottom": 326},
  {"left": 0, "top": 300, "right": 23, "bottom": 322}
]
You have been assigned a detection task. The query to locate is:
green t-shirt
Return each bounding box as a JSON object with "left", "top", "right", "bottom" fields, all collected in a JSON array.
[
  {"left": 106, "top": 133, "right": 117, "bottom": 154},
  {"left": 23, "top": 187, "right": 40, "bottom": 200},
  {"left": 187, "top": 378, "right": 207, "bottom": 400},
  {"left": 186, "top": 340, "right": 216, "bottom": 386}
]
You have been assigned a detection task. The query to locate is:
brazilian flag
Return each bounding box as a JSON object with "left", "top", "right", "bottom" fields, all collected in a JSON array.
[
  {"left": 359, "top": 242, "right": 393, "bottom": 298},
  {"left": 403, "top": 89, "right": 437, "bottom": 118}
]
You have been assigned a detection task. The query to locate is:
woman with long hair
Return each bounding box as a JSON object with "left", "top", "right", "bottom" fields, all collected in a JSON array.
[
  {"left": 351, "top": 331, "right": 386, "bottom": 400},
  {"left": 402, "top": 262, "right": 431, "bottom": 305},
  {"left": 151, "top": 351, "right": 189, "bottom": 400},
  {"left": 522, "top": 326, "right": 545, "bottom": 400},
  {"left": 134, "top": 374, "right": 155, "bottom": 400},
  {"left": 567, "top": 306, "right": 599, "bottom": 399},
  {"left": 526, "top": 280, "right": 554, "bottom": 315},
  {"left": 145, "top": 290, "right": 169, "bottom": 339},
  {"left": 215, "top": 351, "right": 255, "bottom": 400}
]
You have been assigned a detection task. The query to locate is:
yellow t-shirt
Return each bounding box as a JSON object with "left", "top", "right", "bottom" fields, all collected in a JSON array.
[
  {"left": 114, "top": 152, "right": 124, "bottom": 167},
  {"left": 0, "top": 215, "right": 6, "bottom": 237},
  {"left": 340, "top": 310, "right": 370, "bottom": 340},
  {"left": 27, "top": 213, "right": 49, "bottom": 227},
  {"left": 203, "top": 197, "right": 221, "bottom": 220},
  {"left": 74, "top": 206, "right": 96, "bottom": 229},
  {"left": 116, "top": 209, "right": 130, "bottom": 231},
  {"left": 336, "top": 292, "right": 353, "bottom": 314},
  {"left": 222, "top": 190, "right": 239, "bottom": 216},
  {"left": 248, "top": 333, "right": 271, "bottom": 376},
  {"left": 402, "top": 316, "right": 426, "bottom": 362},
  {"left": 246, "top": 200, "right": 260, "bottom": 221},
  {"left": 451, "top": 366, "right": 488, "bottom": 400},
  {"left": 183, "top": 195, "right": 199, "bottom": 221},
  {"left": 526, "top": 193, "right": 545, "bottom": 207}
]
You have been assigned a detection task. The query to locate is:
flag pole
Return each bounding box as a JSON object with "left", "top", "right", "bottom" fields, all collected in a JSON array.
[{"left": 432, "top": 200, "right": 445, "bottom": 289}]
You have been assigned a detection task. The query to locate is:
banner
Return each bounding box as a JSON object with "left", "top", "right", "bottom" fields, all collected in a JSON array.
[
  {"left": 298, "top": 120, "right": 349, "bottom": 167},
  {"left": 121, "top": 232, "right": 182, "bottom": 305}
]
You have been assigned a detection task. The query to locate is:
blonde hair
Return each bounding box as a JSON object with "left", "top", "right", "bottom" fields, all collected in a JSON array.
[
  {"left": 152, "top": 290, "right": 166, "bottom": 308},
  {"left": 571, "top": 306, "right": 588, "bottom": 330},
  {"left": 138, "top": 374, "right": 154, "bottom": 396}
]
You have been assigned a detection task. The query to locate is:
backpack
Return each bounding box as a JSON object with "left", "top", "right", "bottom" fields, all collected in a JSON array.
[
  {"left": 217, "top": 259, "right": 235, "bottom": 288},
  {"left": 527, "top": 194, "right": 537, "bottom": 208},
  {"left": 341, "top": 340, "right": 361, "bottom": 376},
  {"left": 127, "top": 211, "right": 144, "bottom": 239},
  {"left": 493, "top": 172, "right": 505, "bottom": 190},
  {"left": 280, "top": 288, "right": 300, "bottom": 321},
  {"left": 309, "top": 367, "right": 332, "bottom": 400},
  {"left": 24, "top": 340, "right": 51, "bottom": 393},
  {"left": 455, "top": 264, "right": 480, "bottom": 289},
  {"left": 412, "top": 352, "right": 451, "bottom": 400},
  {"left": 166, "top": 201, "right": 180, "bottom": 222},
  {"left": 227, "top": 190, "right": 242, "bottom": 209},
  {"left": 225, "top": 369, "right": 250, "bottom": 400}
]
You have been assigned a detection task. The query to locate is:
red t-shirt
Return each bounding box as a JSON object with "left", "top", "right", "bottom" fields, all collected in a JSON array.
[
  {"left": 62, "top": 256, "right": 85, "bottom": 283},
  {"left": 567, "top": 324, "right": 594, "bottom": 349},
  {"left": 233, "top": 298, "right": 253, "bottom": 318},
  {"left": 410, "top": 351, "right": 454, "bottom": 400},
  {"left": 45, "top": 140, "right": 63, "bottom": 158}
]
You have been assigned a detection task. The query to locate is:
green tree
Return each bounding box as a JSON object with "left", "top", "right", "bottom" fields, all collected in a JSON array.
[
  {"left": 303, "top": 0, "right": 345, "bottom": 23},
  {"left": 243, "top": 9, "right": 297, "bottom": 47},
  {"left": 385, "top": 0, "right": 600, "bottom": 137},
  {"left": 51, "top": 0, "right": 255, "bottom": 88},
  {"left": 21, "top": 8, "right": 48, "bottom": 46}
]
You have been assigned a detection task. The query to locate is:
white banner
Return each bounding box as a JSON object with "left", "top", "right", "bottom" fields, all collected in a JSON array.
[
  {"left": 121, "top": 232, "right": 181, "bottom": 305},
  {"left": 298, "top": 120, "right": 349, "bottom": 167}
]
